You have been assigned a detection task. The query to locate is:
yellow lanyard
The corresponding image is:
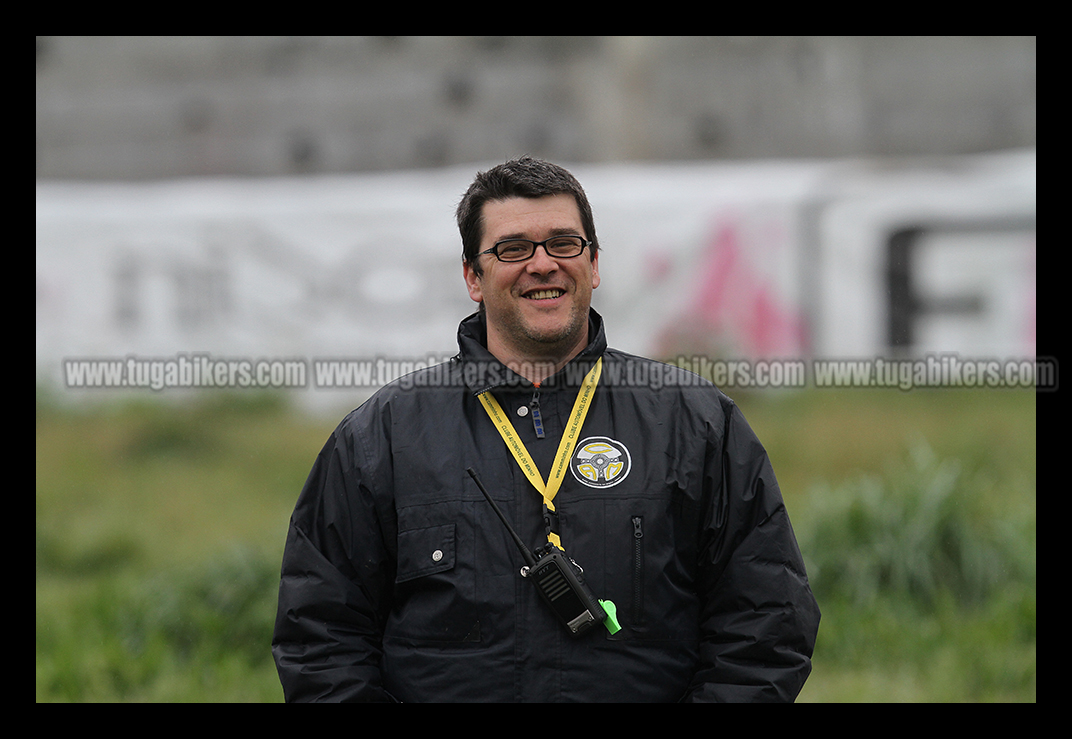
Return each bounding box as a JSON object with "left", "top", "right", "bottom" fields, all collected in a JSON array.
[{"left": 477, "top": 357, "right": 602, "bottom": 549}]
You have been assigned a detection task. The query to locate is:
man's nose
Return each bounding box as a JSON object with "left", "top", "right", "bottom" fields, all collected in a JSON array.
[{"left": 525, "top": 245, "right": 560, "bottom": 274}]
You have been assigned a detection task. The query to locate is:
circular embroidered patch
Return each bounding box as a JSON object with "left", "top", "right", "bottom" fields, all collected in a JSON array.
[{"left": 570, "top": 436, "right": 632, "bottom": 488}]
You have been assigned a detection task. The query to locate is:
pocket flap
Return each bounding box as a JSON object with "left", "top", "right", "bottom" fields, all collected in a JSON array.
[{"left": 396, "top": 523, "right": 456, "bottom": 583}]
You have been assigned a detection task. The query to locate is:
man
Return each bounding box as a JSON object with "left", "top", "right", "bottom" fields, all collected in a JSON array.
[{"left": 272, "top": 157, "right": 820, "bottom": 702}]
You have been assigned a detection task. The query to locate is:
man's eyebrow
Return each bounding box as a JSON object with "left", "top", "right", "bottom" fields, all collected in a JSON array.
[{"left": 496, "top": 226, "right": 584, "bottom": 241}]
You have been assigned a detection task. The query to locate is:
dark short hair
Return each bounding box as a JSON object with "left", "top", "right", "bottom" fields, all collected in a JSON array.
[{"left": 456, "top": 156, "right": 599, "bottom": 276}]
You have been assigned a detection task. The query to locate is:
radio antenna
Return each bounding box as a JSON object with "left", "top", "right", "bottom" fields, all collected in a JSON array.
[{"left": 467, "top": 467, "right": 537, "bottom": 568}]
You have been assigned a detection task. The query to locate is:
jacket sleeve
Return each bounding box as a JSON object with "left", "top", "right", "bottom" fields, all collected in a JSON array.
[
  {"left": 271, "top": 418, "right": 398, "bottom": 702},
  {"left": 684, "top": 399, "right": 820, "bottom": 703}
]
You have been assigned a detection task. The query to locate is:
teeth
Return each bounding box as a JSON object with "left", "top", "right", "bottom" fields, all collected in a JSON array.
[{"left": 526, "top": 289, "right": 564, "bottom": 300}]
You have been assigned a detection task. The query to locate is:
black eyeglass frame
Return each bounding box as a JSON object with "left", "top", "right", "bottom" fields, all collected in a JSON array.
[{"left": 477, "top": 235, "right": 593, "bottom": 263}]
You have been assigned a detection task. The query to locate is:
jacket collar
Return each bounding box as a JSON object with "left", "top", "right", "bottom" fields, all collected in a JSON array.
[{"left": 455, "top": 308, "right": 607, "bottom": 394}]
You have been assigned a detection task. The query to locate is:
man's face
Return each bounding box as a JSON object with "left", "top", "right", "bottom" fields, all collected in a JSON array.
[{"left": 463, "top": 194, "right": 600, "bottom": 364}]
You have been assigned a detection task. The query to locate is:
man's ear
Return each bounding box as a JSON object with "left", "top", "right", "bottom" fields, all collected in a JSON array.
[{"left": 463, "top": 260, "right": 483, "bottom": 304}]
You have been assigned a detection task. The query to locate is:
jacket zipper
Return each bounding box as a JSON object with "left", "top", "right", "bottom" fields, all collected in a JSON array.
[{"left": 631, "top": 516, "right": 644, "bottom": 626}]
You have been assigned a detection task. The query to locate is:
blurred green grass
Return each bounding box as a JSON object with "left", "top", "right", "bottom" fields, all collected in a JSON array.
[
  {"left": 36, "top": 386, "right": 1035, "bottom": 702},
  {"left": 743, "top": 386, "right": 1036, "bottom": 702}
]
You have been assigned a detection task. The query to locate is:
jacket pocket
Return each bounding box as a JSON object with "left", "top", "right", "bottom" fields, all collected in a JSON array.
[
  {"left": 388, "top": 519, "right": 489, "bottom": 645},
  {"left": 602, "top": 504, "right": 699, "bottom": 643},
  {"left": 395, "top": 523, "right": 455, "bottom": 583}
]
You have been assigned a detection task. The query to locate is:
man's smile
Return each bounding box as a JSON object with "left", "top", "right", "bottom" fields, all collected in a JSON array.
[{"left": 522, "top": 287, "right": 567, "bottom": 301}]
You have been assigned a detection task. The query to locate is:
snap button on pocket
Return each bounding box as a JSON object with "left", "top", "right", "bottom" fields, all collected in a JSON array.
[{"left": 432, "top": 549, "right": 443, "bottom": 562}]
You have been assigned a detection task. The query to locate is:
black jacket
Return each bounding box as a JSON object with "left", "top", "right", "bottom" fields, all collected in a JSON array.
[{"left": 272, "top": 310, "right": 819, "bottom": 702}]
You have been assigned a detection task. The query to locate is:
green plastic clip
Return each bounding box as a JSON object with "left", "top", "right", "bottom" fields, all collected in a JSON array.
[{"left": 599, "top": 599, "right": 621, "bottom": 635}]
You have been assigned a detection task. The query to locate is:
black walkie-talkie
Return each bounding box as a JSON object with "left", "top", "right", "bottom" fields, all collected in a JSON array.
[{"left": 467, "top": 467, "right": 615, "bottom": 637}]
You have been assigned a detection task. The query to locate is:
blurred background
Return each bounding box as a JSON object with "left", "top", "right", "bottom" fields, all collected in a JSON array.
[{"left": 36, "top": 36, "right": 1036, "bottom": 702}]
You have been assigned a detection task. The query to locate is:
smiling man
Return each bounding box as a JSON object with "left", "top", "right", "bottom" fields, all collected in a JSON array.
[{"left": 273, "top": 157, "right": 820, "bottom": 703}]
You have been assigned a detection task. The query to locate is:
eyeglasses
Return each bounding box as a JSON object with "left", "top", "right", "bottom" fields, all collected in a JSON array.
[{"left": 478, "top": 235, "right": 592, "bottom": 263}]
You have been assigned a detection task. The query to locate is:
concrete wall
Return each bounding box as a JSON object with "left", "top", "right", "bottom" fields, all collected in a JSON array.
[{"left": 37, "top": 37, "right": 1036, "bottom": 179}]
